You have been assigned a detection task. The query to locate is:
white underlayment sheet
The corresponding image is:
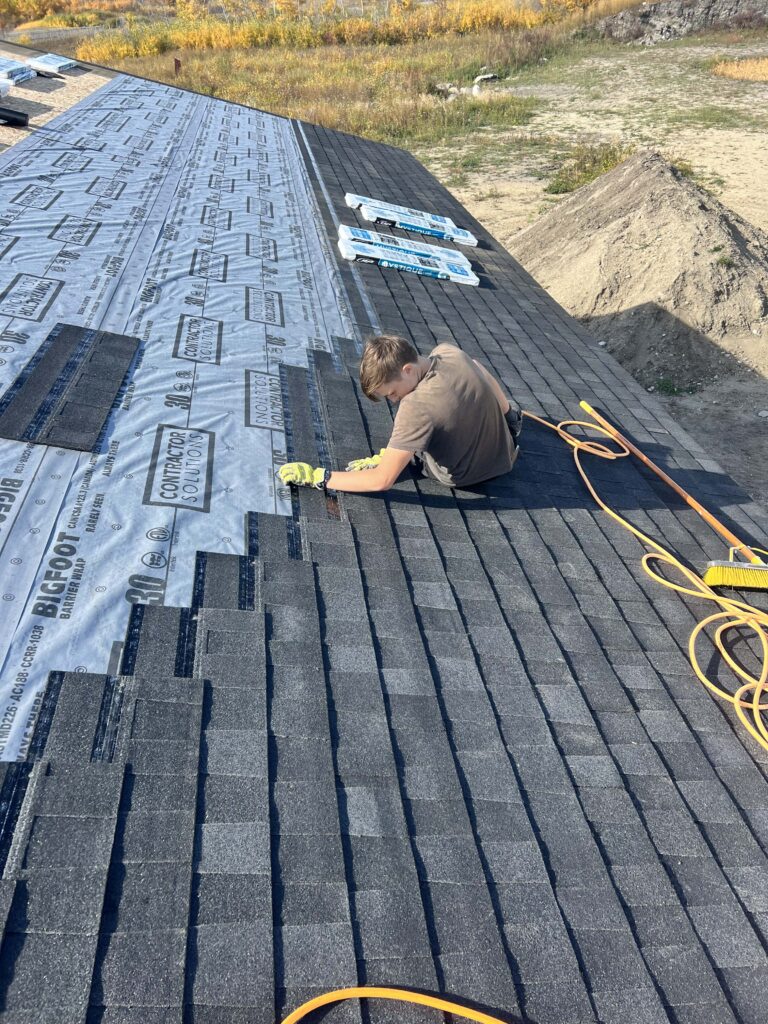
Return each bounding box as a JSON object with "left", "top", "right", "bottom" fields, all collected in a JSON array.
[{"left": 0, "top": 75, "right": 353, "bottom": 759}]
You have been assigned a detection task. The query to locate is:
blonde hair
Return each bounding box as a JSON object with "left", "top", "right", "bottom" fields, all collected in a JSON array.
[{"left": 359, "top": 333, "right": 419, "bottom": 401}]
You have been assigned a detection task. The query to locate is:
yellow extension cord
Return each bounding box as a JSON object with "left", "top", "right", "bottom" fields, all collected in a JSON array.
[{"left": 281, "top": 406, "right": 768, "bottom": 1024}]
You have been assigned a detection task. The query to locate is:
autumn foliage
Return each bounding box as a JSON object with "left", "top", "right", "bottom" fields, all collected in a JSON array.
[{"left": 64, "top": 0, "right": 602, "bottom": 64}]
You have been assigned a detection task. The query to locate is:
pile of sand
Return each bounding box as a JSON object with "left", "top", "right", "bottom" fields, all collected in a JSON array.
[{"left": 509, "top": 151, "right": 768, "bottom": 388}]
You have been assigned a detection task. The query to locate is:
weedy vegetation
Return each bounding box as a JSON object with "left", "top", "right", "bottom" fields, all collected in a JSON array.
[
  {"left": 544, "top": 140, "right": 635, "bottom": 193},
  {"left": 712, "top": 56, "right": 768, "bottom": 80}
]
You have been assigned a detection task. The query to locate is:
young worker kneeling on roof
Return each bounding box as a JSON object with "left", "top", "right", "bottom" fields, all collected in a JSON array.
[{"left": 279, "top": 334, "right": 522, "bottom": 495}]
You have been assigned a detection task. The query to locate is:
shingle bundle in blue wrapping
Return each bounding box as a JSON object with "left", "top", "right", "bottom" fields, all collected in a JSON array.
[{"left": 0, "top": 58, "right": 37, "bottom": 83}]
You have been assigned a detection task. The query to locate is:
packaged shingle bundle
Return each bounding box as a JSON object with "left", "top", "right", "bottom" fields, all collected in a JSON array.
[
  {"left": 344, "top": 192, "right": 478, "bottom": 247},
  {"left": 27, "top": 53, "right": 78, "bottom": 73},
  {"left": 0, "top": 57, "right": 37, "bottom": 83},
  {"left": 338, "top": 224, "right": 472, "bottom": 269},
  {"left": 338, "top": 235, "right": 479, "bottom": 285}
]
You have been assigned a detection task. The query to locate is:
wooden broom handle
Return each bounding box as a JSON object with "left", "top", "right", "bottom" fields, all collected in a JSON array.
[{"left": 579, "top": 401, "right": 761, "bottom": 565}]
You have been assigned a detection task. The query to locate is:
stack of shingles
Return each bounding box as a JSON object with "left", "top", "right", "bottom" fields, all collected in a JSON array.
[{"left": 0, "top": 325, "right": 139, "bottom": 452}]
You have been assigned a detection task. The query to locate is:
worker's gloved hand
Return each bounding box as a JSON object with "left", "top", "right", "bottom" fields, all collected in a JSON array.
[
  {"left": 345, "top": 448, "right": 387, "bottom": 472},
  {"left": 278, "top": 462, "right": 329, "bottom": 489}
]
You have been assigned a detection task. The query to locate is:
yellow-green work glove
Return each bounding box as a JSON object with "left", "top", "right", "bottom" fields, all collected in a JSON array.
[
  {"left": 345, "top": 448, "right": 387, "bottom": 472},
  {"left": 278, "top": 462, "right": 329, "bottom": 489}
]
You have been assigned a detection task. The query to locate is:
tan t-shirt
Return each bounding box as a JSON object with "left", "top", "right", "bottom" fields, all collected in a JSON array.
[{"left": 387, "top": 343, "right": 517, "bottom": 487}]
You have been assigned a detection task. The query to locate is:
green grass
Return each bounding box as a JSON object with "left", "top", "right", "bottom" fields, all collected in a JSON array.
[
  {"left": 655, "top": 378, "right": 685, "bottom": 396},
  {"left": 474, "top": 187, "right": 505, "bottom": 200},
  {"left": 666, "top": 26, "right": 768, "bottom": 48},
  {"left": 502, "top": 38, "right": 620, "bottom": 86},
  {"left": 544, "top": 140, "right": 634, "bottom": 193},
  {"left": 669, "top": 157, "right": 695, "bottom": 177},
  {"left": 667, "top": 104, "right": 766, "bottom": 130}
]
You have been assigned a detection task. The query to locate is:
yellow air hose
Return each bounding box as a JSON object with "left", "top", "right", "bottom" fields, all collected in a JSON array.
[
  {"left": 523, "top": 404, "right": 768, "bottom": 751},
  {"left": 280, "top": 403, "right": 768, "bottom": 1024},
  {"left": 281, "top": 986, "right": 511, "bottom": 1024}
]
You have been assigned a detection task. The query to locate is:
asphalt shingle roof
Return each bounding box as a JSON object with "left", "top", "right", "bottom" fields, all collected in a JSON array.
[{"left": 0, "top": 50, "right": 768, "bottom": 1024}]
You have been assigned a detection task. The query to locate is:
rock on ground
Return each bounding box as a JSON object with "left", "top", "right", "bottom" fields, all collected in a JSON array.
[
  {"left": 593, "top": 0, "right": 768, "bottom": 44},
  {"left": 508, "top": 150, "right": 768, "bottom": 388}
]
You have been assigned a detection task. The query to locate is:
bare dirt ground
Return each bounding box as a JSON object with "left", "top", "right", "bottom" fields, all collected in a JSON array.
[{"left": 417, "top": 33, "right": 768, "bottom": 504}]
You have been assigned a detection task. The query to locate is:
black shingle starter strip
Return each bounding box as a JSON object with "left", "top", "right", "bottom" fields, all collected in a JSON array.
[{"left": 0, "top": 106, "right": 767, "bottom": 1024}]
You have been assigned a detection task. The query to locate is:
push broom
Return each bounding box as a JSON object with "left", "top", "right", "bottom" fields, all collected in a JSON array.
[{"left": 580, "top": 401, "right": 768, "bottom": 590}]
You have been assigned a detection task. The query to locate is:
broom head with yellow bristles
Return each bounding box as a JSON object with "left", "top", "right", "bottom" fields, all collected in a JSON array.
[{"left": 703, "top": 548, "right": 768, "bottom": 590}]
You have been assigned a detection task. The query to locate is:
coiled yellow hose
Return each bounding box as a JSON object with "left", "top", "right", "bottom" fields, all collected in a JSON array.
[
  {"left": 281, "top": 405, "right": 768, "bottom": 1024},
  {"left": 524, "top": 406, "right": 768, "bottom": 751}
]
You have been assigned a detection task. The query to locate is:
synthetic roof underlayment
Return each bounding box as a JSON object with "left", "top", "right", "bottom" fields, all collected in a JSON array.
[{"left": 0, "top": 40, "right": 767, "bottom": 1024}]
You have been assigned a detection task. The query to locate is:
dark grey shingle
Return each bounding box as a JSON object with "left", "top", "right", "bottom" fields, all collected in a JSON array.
[
  {"left": 591, "top": 986, "right": 667, "bottom": 1024},
  {"left": 201, "top": 774, "right": 269, "bottom": 824},
  {"left": 609, "top": 742, "right": 667, "bottom": 777},
  {"left": 191, "top": 921, "right": 273, "bottom": 1005},
  {"left": 348, "top": 835, "right": 420, "bottom": 891},
  {"left": 353, "top": 888, "right": 431, "bottom": 959},
  {"left": 427, "top": 882, "right": 502, "bottom": 955},
  {"left": 195, "top": 822, "right": 270, "bottom": 875},
  {"left": 103, "top": 862, "right": 190, "bottom": 931},
  {"left": 342, "top": 782, "right": 407, "bottom": 837},
  {"left": 719, "top": 965, "right": 768, "bottom": 1024},
  {"left": 629, "top": 904, "right": 697, "bottom": 948},
  {"left": 279, "top": 921, "right": 357, "bottom": 988},
  {"left": 35, "top": 763, "right": 123, "bottom": 818},
  {"left": 573, "top": 927, "right": 650, "bottom": 991},
  {"left": 611, "top": 863, "right": 679, "bottom": 907},
  {"left": 644, "top": 943, "right": 725, "bottom": 1007},
  {"left": 118, "top": 809, "right": 195, "bottom": 865},
  {"left": 521, "top": 973, "right": 595, "bottom": 1024},
  {"left": 92, "top": 929, "right": 187, "bottom": 1006},
  {"left": 194, "top": 873, "right": 272, "bottom": 925},
  {"left": 688, "top": 903, "right": 767, "bottom": 968},
  {"left": 7, "top": 870, "right": 105, "bottom": 935},
  {"left": 438, "top": 948, "right": 521, "bottom": 1015},
  {"left": 277, "top": 834, "right": 347, "bottom": 885},
  {"left": 23, "top": 815, "right": 116, "bottom": 871},
  {"left": 203, "top": 729, "right": 267, "bottom": 777},
  {"left": 0, "top": 931, "right": 97, "bottom": 1014}
]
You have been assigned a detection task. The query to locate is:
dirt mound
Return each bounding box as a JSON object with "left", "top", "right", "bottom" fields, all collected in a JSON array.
[
  {"left": 592, "top": 0, "right": 768, "bottom": 44},
  {"left": 508, "top": 150, "right": 768, "bottom": 388}
]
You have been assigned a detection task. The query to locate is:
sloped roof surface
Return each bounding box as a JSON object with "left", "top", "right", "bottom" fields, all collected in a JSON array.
[{"left": 0, "top": 42, "right": 768, "bottom": 1024}]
